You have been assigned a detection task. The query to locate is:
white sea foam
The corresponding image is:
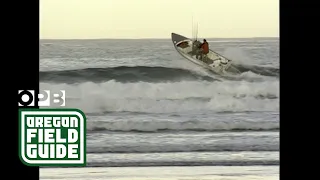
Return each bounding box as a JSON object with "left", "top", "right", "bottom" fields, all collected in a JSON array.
[{"left": 40, "top": 79, "right": 279, "bottom": 113}]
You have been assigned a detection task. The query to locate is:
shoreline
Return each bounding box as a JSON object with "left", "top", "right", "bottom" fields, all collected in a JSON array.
[{"left": 41, "top": 165, "right": 279, "bottom": 180}]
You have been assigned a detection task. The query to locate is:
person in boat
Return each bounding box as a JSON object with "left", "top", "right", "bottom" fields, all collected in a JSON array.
[
  {"left": 177, "top": 41, "right": 189, "bottom": 48},
  {"left": 196, "top": 39, "right": 209, "bottom": 60}
]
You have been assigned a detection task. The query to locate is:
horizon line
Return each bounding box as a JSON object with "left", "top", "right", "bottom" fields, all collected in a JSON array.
[{"left": 40, "top": 37, "right": 279, "bottom": 41}]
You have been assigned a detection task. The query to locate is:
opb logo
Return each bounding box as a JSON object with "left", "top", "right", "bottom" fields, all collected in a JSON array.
[{"left": 18, "top": 90, "right": 66, "bottom": 107}]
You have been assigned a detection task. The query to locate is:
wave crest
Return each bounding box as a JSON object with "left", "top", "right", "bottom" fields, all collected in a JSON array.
[{"left": 40, "top": 66, "right": 279, "bottom": 83}]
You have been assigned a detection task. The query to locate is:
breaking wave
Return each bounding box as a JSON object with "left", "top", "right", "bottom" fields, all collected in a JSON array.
[
  {"left": 39, "top": 66, "right": 279, "bottom": 83},
  {"left": 40, "top": 80, "right": 279, "bottom": 113},
  {"left": 233, "top": 64, "right": 279, "bottom": 77},
  {"left": 86, "top": 118, "right": 279, "bottom": 133},
  {"left": 83, "top": 160, "right": 279, "bottom": 167}
]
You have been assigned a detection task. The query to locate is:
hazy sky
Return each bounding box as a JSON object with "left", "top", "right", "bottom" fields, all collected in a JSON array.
[{"left": 40, "top": 0, "right": 279, "bottom": 39}]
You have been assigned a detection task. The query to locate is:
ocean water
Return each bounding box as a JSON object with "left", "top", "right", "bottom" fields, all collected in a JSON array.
[{"left": 39, "top": 38, "right": 279, "bottom": 178}]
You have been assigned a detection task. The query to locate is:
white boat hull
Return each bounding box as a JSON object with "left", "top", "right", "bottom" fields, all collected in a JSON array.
[{"left": 171, "top": 33, "right": 233, "bottom": 75}]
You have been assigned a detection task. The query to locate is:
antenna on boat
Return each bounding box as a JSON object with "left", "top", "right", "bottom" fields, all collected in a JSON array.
[
  {"left": 192, "top": 15, "right": 194, "bottom": 41},
  {"left": 195, "top": 22, "right": 198, "bottom": 41},
  {"left": 192, "top": 15, "right": 198, "bottom": 42},
  {"left": 191, "top": 0, "right": 198, "bottom": 42}
]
